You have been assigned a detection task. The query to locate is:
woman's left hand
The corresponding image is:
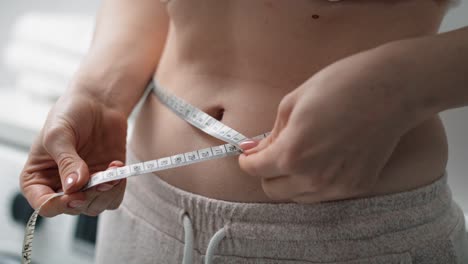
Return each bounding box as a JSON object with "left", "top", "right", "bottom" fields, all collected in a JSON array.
[{"left": 239, "top": 45, "right": 424, "bottom": 203}]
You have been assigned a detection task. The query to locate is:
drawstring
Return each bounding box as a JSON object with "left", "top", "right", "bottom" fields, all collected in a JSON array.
[
  {"left": 182, "top": 215, "right": 194, "bottom": 264},
  {"left": 204, "top": 227, "right": 226, "bottom": 264},
  {"left": 182, "top": 214, "right": 226, "bottom": 264}
]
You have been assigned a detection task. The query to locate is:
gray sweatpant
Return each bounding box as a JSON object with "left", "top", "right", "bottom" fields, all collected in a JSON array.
[{"left": 95, "top": 150, "right": 468, "bottom": 263}]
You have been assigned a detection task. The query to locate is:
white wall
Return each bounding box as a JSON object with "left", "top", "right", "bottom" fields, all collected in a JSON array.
[{"left": 439, "top": 2, "right": 468, "bottom": 212}]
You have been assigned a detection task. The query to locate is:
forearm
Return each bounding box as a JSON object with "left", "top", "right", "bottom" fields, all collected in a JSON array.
[
  {"left": 379, "top": 26, "right": 468, "bottom": 119},
  {"left": 71, "top": 0, "right": 169, "bottom": 117}
]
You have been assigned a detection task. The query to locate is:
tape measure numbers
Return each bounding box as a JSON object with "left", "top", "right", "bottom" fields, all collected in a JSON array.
[{"left": 21, "top": 80, "right": 269, "bottom": 264}]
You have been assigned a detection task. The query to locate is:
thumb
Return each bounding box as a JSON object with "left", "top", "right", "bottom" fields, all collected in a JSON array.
[
  {"left": 240, "top": 91, "right": 297, "bottom": 155},
  {"left": 239, "top": 139, "right": 259, "bottom": 152},
  {"left": 238, "top": 133, "right": 284, "bottom": 178},
  {"left": 43, "top": 127, "right": 89, "bottom": 194}
]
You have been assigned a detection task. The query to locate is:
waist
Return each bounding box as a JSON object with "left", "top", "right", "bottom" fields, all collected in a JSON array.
[
  {"left": 122, "top": 149, "right": 465, "bottom": 262},
  {"left": 125, "top": 148, "right": 455, "bottom": 237},
  {"left": 130, "top": 72, "right": 448, "bottom": 202}
]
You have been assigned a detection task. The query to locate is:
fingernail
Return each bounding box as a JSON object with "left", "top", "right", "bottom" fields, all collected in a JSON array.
[
  {"left": 109, "top": 160, "right": 123, "bottom": 168},
  {"left": 239, "top": 140, "right": 258, "bottom": 151},
  {"left": 97, "top": 183, "right": 114, "bottom": 192},
  {"left": 68, "top": 200, "right": 85, "bottom": 208},
  {"left": 65, "top": 173, "right": 78, "bottom": 191}
]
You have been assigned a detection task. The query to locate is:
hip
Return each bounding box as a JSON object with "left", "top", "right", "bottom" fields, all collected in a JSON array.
[{"left": 95, "top": 151, "right": 467, "bottom": 263}]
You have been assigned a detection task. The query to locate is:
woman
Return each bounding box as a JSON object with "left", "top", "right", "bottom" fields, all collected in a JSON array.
[{"left": 20, "top": 0, "right": 468, "bottom": 263}]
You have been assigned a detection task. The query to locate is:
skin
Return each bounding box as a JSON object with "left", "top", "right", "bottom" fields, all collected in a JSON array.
[
  {"left": 20, "top": 0, "right": 168, "bottom": 216},
  {"left": 20, "top": 0, "right": 468, "bottom": 216},
  {"left": 132, "top": 0, "right": 450, "bottom": 202}
]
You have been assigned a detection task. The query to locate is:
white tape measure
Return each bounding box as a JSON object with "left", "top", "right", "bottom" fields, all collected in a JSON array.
[{"left": 21, "top": 80, "right": 269, "bottom": 264}]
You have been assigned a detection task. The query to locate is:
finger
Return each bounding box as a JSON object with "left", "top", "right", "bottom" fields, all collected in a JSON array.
[
  {"left": 108, "top": 179, "right": 127, "bottom": 209},
  {"left": 241, "top": 135, "right": 270, "bottom": 155},
  {"left": 82, "top": 161, "right": 125, "bottom": 216},
  {"left": 239, "top": 125, "right": 295, "bottom": 178},
  {"left": 24, "top": 184, "right": 87, "bottom": 217},
  {"left": 270, "top": 91, "right": 296, "bottom": 140},
  {"left": 21, "top": 166, "right": 89, "bottom": 217},
  {"left": 261, "top": 176, "right": 296, "bottom": 201},
  {"left": 239, "top": 139, "right": 283, "bottom": 178},
  {"left": 39, "top": 160, "right": 123, "bottom": 216},
  {"left": 42, "top": 126, "right": 89, "bottom": 194},
  {"left": 239, "top": 89, "right": 301, "bottom": 178},
  {"left": 291, "top": 170, "right": 374, "bottom": 204},
  {"left": 85, "top": 179, "right": 126, "bottom": 216},
  {"left": 100, "top": 160, "right": 124, "bottom": 186},
  {"left": 239, "top": 140, "right": 259, "bottom": 152},
  {"left": 108, "top": 160, "right": 124, "bottom": 168},
  {"left": 242, "top": 93, "right": 296, "bottom": 156},
  {"left": 261, "top": 173, "right": 325, "bottom": 201}
]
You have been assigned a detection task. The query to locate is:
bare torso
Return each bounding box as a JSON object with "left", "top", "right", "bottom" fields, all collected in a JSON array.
[{"left": 131, "top": 0, "right": 449, "bottom": 202}]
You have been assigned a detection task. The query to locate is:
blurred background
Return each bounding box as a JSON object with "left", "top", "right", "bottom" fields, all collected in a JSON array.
[{"left": 0, "top": 1, "right": 467, "bottom": 263}]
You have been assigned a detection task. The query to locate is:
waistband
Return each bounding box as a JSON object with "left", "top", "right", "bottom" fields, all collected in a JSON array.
[{"left": 123, "top": 148, "right": 459, "bottom": 260}]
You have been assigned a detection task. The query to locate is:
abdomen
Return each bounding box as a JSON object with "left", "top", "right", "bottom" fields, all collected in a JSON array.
[{"left": 130, "top": 0, "right": 448, "bottom": 202}]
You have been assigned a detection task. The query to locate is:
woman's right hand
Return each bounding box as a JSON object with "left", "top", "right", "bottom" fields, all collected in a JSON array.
[{"left": 20, "top": 83, "right": 129, "bottom": 217}]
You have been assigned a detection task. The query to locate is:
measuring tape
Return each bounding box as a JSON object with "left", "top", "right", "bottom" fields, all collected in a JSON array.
[{"left": 21, "top": 80, "right": 269, "bottom": 264}]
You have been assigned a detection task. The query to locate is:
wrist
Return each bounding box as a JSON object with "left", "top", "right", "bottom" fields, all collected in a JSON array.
[
  {"left": 376, "top": 27, "right": 468, "bottom": 118},
  {"left": 373, "top": 38, "right": 446, "bottom": 128},
  {"left": 69, "top": 63, "right": 150, "bottom": 118}
]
